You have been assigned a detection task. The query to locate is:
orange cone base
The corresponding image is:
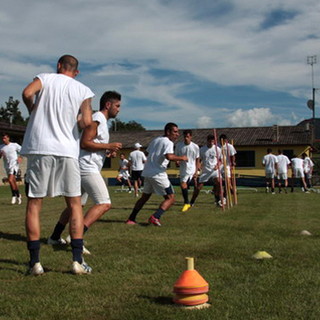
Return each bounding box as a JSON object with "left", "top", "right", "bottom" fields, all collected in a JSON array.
[
  {"left": 173, "top": 293, "right": 209, "bottom": 306},
  {"left": 173, "top": 285, "right": 209, "bottom": 295}
]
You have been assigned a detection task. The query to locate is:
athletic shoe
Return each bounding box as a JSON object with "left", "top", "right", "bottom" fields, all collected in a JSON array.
[
  {"left": 181, "top": 204, "right": 191, "bottom": 212},
  {"left": 47, "top": 237, "right": 67, "bottom": 245},
  {"left": 265, "top": 187, "right": 269, "bottom": 193},
  {"left": 11, "top": 196, "right": 16, "bottom": 204},
  {"left": 148, "top": 215, "right": 161, "bottom": 226},
  {"left": 65, "top": 235, "right": 71, "bottom": 245},
  {"left": 17, "top": 195, "right": 22, "bottom": 204},
  {"left": 125, "top": 219, "right": 137, "bottom": 225},
  {"left": 82, "top": 245, "right": 91, "bottom": 255},
  {"left": 29, "top": 262, "right": 44, "bottom": 276},
  {"left": 218, "top": 198, "right": 227, "bottom": 207},
  {"left": 72, "top": 260, "right": 92, "bottom": 274},
  {"left": 271, "top": 192, "right": 275, "bottom": 195}
]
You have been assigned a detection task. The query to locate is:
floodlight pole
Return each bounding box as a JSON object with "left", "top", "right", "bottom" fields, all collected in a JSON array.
[{"left": 307, "top": 55, "right": 317, "bottom": 119}]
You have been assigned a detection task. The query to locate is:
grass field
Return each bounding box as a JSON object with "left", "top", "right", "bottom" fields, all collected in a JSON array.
[{"left": 0, "top": 185, "right": 319, "bottom": 320}]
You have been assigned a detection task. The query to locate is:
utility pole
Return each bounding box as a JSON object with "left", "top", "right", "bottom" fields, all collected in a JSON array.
[{"left": 307, "top": 55, "right": 317, "bottom": 119}]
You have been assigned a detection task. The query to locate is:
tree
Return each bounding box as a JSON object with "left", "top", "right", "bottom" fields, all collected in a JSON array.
[
  {"left": 0, "top": 97, "right": 28, "bottom": 126},
  {"left": 111, "top": 119, "right": 146, "bottom": 131}
]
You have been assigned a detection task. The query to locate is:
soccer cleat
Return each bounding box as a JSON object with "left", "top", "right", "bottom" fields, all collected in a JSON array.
[
  {"left": 148, "top": 215, "right": 161, "bottom": 227},
  {"left": 218, "top": 198, "right": 227, "bottom": 207},
  {"left": 17, "top": 195, "right": 22, "bottom": 204},
  {"left": 82, "top": 245, "right": 91, "bottom": 255},
  {"left": 265, "top": 187, "right": 269, "bottom": 193},
  {"left": 11, "top": 196, "right": 16, "bottom": 204},
  {"left": 72, "top": 260, "right": 92, "bottom": 274},
  {"left": 125, "top": 219, "right": 137, "bottom": 225},
  {"left": 29, "top": 262, "right": 44, "bottom": 276},
  {"left": 65, "top": 235, "right": 71, "bottom": 245},
  {"left": 181, "top": 204, "right": 191, "bottom": 212},
  {"left": 47, "top": 237, "right": 67, "bottom": 245}
]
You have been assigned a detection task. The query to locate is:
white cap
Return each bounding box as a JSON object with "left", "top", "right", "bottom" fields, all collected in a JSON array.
[{"left": 134, "top": 142, "right": 142, "bottom": 149}]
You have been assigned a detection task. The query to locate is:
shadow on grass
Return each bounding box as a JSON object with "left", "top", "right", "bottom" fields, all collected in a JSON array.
[
  {"left": 0, "top": 231, "right": 47, "bottom": 244},
  {"left": 97, "top": 219, "right": 150, "bottom": 227},
  {"left": 139, "top": 295, "right": 174, "bottom": 306}
]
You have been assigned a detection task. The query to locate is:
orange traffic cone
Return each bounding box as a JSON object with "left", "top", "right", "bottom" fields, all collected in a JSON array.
[{"left": 173, "top": 257, "right": 209, "bottom": 307}]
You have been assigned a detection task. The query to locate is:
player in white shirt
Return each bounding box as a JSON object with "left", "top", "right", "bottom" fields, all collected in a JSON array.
[
  {"left": 126, "top": 123, "right": 187, "bottom": 226},
  {"left": 290, "top": 155, "right": 308, "bottom": 192},
  {"left": 21, "top": 55, "right": 94, "bottom": 275},
  {"left": 175, "top": 130, "right": 200, "bottom": 212},
  {"left": 129, "top": 142, "right": 147, "bottom": 197},
  {"left": 302, "top": 152, "right": 314, "bottom": 188},
  {"left": 116, "top": 153, "right": 132, "bottom": 192},
  {"left": 0, "top": 133, "right": 23, "bottom": 204},
  {"left": 48, "top": 91, "right": 122, "bottom": 254},
  {"left": 276, "top": 150, "right": 290, "bottom": 193},
  {"left": 262, "top": 148, "right": 278, "bottom": 194},
  {"left": 189, "top": 134, "right": 222, "bottom": 207}
]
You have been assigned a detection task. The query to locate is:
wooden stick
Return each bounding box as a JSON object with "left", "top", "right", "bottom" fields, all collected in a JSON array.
[{"left": 230, "top": 139, "right": 238, "bottom": 205}]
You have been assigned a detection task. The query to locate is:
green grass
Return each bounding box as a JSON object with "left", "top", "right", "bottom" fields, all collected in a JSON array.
[{"left": 0, "top": 185, "right": 319, "bottom": 320}]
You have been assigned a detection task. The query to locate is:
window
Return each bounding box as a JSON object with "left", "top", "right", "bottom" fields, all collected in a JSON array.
[
  {"left": 236, "top": 151, "right": 255, "bottom": 167},
  {"left": 103, "top": 157, "right": 111, "bottom": 169}
]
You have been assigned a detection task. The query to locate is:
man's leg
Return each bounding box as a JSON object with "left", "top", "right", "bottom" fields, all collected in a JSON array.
[
  {"left": 84, "top": 203, "right": 111, "bottom": 228},
  {"left": 190, "top": 183, "right": 204, "bottom": 206},
  {"left": 127, "top": 193, "right": 152, "bottom": 223},
  {"left": 25, "top": 197, "right": 43, "bottom": 272},
  {"left": 8, "top": 174, "right": 21, "bottom": 203},
  {"left": 48, "top": 208, "right": 70, "bottom": 243}
]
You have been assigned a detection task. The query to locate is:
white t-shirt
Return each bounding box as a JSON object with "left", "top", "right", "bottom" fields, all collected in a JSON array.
[
  {"left": 291, "top": 158, "right": 304, "bottom": 170},
  {"left": 262, "top": 154, "right": 278, "bottom": 173},
  {"left": 142, "top": 136, "right": 174, "bottom": 178},
  {"left": 79, "top": 112, "right": 109, "bottom": 173},
  {"left": 175, "top": 141, "right": 199, "bottom": 176},
  {"left": 21, "top": 73, "right": 94, "bottom": 159},
  {"left": 0, "top": 142, "right": 21, "bottom": 170},
  {"left": 303, "top": 157, "right": 314, "bottom": 173},
  {"left": 221, "top": 143, "right": 237, "bottom": 166},
  {"left": 276, "top": 154, "right": 290, "bottom": 174},
  {"left": 200, "top": 145, "right": 221, "bottom": 174},
  {"left": 129, "top": 150, "right": 147, "bottom": 171}
]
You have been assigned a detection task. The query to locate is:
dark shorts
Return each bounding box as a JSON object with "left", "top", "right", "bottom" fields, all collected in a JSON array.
[{"left": 131, "top": 170, "right": 143, "bottom": 181}]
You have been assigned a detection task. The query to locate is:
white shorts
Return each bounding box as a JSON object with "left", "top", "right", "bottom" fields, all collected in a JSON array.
[
  {"left": 25, "top": 155, "right": 81, "bottom": 198},
  {"left": 179, "top": 173, "right": 194, "bottom": 183},
  {"left": 265, "top": 172, "right": 275, "bottom": 179},
  {"left": 199, "top": 170, "right": 219, "bottom": 184},
  {"left": 277, "top": 173, "right": 288, "bottom": 180},
  {"left": 293, "top": 168, "right": 304, "bottom": 178},
  {"left": 81, "top": 172, "right": 111, "bottom": 205},
  {"left": 118, "top": 170, "right": 130, "bottom": 180},
  {"left": 5, "top": 164, "right": 19, "bottom": 176},
  {"left": 143, "top": 176, "right": 174, "bottom": 196},
  {"left": 221, "top": 165, "right": 231, "bottom": 179}
]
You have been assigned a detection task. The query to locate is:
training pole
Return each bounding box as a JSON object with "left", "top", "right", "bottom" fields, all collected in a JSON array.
[
  {"left": 221, "top": 139, "right": 232, "bottom": 209},
  {"left": 213, "top": 129, "right": 225, "bottom": 211},
  {"left": 230, "top": 139, "right": 238, "bottom": 205}
]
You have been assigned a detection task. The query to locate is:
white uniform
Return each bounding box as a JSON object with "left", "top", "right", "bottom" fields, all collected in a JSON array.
[
  {"left": 0, "top": 142, "right": 21, "bottom": 175},
  {"left": 291, "top": 158, "right": 304, "bottom": 178},
  {"left": 175, "top": 141, "right": 199, "bottom": 183},
  {"left": 79, "top": 111, "right": 110, "bottom": 205},
  {"left": 262, "top": 154, "right": 278, "bottom": 178},
  {"left": 21, "top": 72, "right": 94, "bottom": 197},
  {"left": 118, "top": 158, "right": 130, "bottom": 180},
  {"left": 198, "top": 145, "right": 221, "bottom": 183},
  {"left": 129, "top": 150, "right": 147, "bottom": 171},
  {"left": 142, "top": 136, "right": 174, "bottom": 195},
  {"left": 220, "top": 143, "right": 236, "bottom": 178},
  {"left": 277, "top": 154, "right": 290, "bottom": 180},
  {"left": 303, "top": 157, "right": 314, "bottom": 176}
]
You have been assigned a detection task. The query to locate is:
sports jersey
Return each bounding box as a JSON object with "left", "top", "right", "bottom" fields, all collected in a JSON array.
[
  {"left": 142, "top": 136, "right": 174, "bottom": 178},
  {"left": 276, "top": 154, "right": 290, "bottom": 174},
  {"left": 79, "top": 111, "right": 109, "bottom": 173},
  {"left": 200, "top": 145, "right": 221, "bottom": 174},
  {"left": 175, "top": 141, "right": 199, "bottom": 175},
  {"left": 291, "top": 158, "right": 303, "bottom": 169},
  {"left": 129, "top": 150, "right": 147, "bottom": 171},
  {"left": 221, "top": 143, "right": 236, "bottom": 166},
  {"left": 0, "top": 142, "right": 21, "bottom": 171},
  {"left": 262, "top": 154, "right": 278, "bottom": 173},
  {"left": 21, "top": 73, "right": 94, "bottom": 159},
  {"left": 303, "top": 157, "right": 314, "bottom": 173}
]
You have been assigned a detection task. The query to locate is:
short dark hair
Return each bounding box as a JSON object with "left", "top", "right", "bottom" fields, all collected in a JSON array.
[
  {"left": 164, "top": 122, "right": 178, "bottom": 135},
  {"left": 207, "top": 134, "right": 215, "bottom": 141},
  {"left": 183, "top": 129, "right": 192, "bottom": 136},
  {"left": 267, "top": 148, "right": 272, "bottom": 153},
  {"left": 58, "top": 55, "right": 78, "bottom": 72},
  {"left": 2, "top": 133, "right": 9, "bottom": 138},
  {"left": 219, "top": 134, "right": 227, "bottom": 141},
  {"left": 100, "top": 91, "right": 121, "bottom": 110}
]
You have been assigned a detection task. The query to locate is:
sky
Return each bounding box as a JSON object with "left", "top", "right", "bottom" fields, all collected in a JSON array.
[{"left": 1, "top": 0, "right": 320, "bottom": 130}]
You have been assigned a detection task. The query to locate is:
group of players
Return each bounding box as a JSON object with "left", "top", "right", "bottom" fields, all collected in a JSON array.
[
  {"left": 0, "top": 54, "right": 314, "bottom": 276},
  {"left": 262, "top": 148, "right": 314, "bottom": 194}
]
